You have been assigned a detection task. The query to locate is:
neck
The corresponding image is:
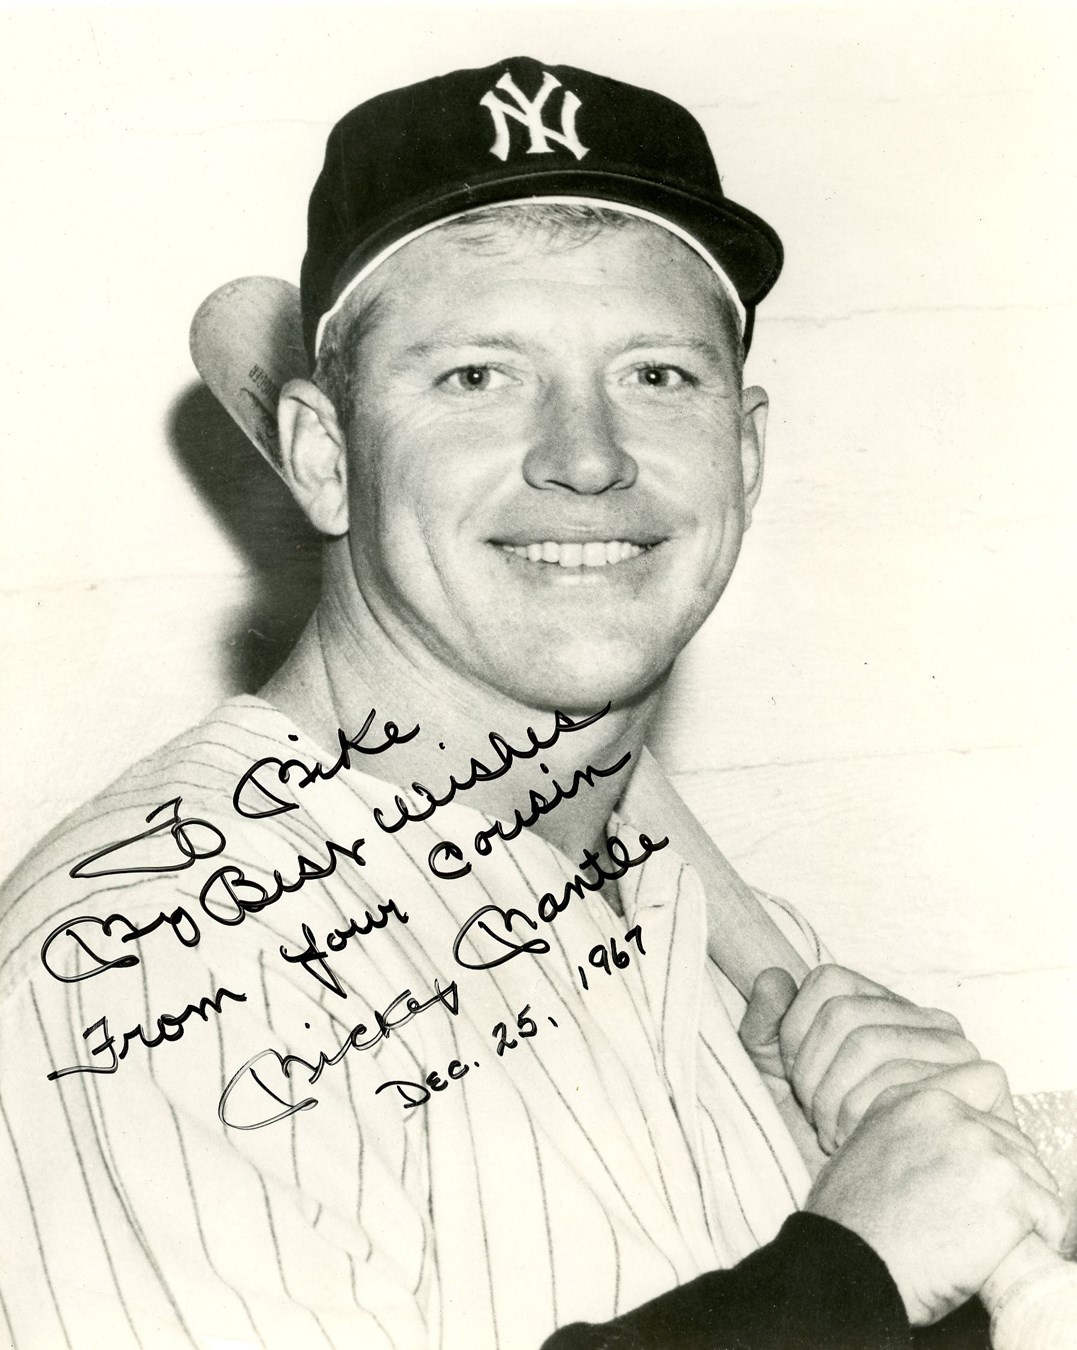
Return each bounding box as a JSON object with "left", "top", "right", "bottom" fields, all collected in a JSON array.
[{"left": 261, "top": 546, "right": 661, "bottom": 865}]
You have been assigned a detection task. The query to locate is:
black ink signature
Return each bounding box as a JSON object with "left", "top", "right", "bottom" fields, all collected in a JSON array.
[
  {"left": 278, "top": 899, "right": 409, "bottom": 998},
  {"left": 576, "top": 926, "right": 647, "bottom": 991},
  {"left": 68, "top": 797, "right": 226, "bottom": 880},
  {"left": 44, "top": 834, "right": 368, "bottom": 983},
  {"left": 426, "top": 751, "right": 633, "bottom": 879},
  {"left": 375, "top": 1056, "right": 474, "bottom": 1108},
  {"left": 453, "top": 830, "right": 667, "bottom": 971},
  {"left": 199, "top": 835, "right": 367, "bottom": 928},
  {"left": 372, "top": 705, "right": 611, "bottom": 834},
  {"left": 376, "top": 1001, "right": 558, "bottom": 1110},
  {"left": 472, "top": 751, "right": 631, "bottom": 857},
  {"left": 46, "top": 987, "right": 246, "bottom": 1080},
  {"left": 40, "top": 906, "right": 201, "bottom": 984},
  {"left": 218, "top": 977, "right": 460, "bottom": 1130},
  {"left": 231, "top": 710, "right": 420, "bottom": 819}
]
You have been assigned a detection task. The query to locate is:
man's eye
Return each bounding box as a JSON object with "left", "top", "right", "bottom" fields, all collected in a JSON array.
[
  {"left": 441, "top": 365, "right": 503, "bottom": 392},
  {"left": 631, "top": 365, "right": 693, "bottom": 389}
]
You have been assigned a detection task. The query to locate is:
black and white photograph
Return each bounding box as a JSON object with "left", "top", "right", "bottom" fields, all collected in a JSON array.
[{"left": 1, "top": 5, "right": 1074, "bottom": 1347}]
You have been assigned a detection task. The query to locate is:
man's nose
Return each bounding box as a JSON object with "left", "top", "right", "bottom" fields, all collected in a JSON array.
[{"left": 522, "top": 379, "right": 638, "bottom": 494}]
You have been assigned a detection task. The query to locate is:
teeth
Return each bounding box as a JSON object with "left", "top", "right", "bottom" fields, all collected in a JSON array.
[
  {"left": 558, "top": 542, "right": 583, "bottom": 568},
  {"left": 500, "top": 540, "right": 646, "bottom": 567}
]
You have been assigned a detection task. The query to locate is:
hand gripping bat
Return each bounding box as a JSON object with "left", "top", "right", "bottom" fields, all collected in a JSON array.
[{"left": 190, "top": 276, "right": 1076, "bottom": 1348}]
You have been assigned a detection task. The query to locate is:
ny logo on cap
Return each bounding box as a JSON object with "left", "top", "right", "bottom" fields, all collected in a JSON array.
[{"left": 480, "top": 71, "right": 589, "bottom": 162}]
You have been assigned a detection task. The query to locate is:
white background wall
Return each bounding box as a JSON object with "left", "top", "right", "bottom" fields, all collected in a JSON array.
[{"left": 1, "top": 3, "right": 1073, "bottom": 1091}]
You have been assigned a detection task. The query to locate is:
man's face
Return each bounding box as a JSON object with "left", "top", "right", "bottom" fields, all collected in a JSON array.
[{"left": 336, "top": 216, "right": 764, "bottom": 714}]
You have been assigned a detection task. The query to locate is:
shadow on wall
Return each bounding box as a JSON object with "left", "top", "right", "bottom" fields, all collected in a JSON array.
[{"left": 167, "top": 381, "right": 322, "bottom": 690}]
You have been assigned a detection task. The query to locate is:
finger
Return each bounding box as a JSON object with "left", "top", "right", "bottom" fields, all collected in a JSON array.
[
  {"left": 1004, "top": 1141, "right": 1065, "bottom": 1200},
  {"left": 940, "top": 1087, "right": 1059, "bottom": 1194},
  {"left": 912, "top": 1061, "right": 1016, "bottom": 1123},
  {"left": 812, "top": 1032, "right": 977, "bottom": 1148},
  {"left": 971, "top": 1141, "right": 1068, "bottom": 1256},
  {"left": 874, "top": 1074, "right": 1052, "bottom": 1161},
  {"left": 1010, "top": 1167, "right": 1069, "bottom": 1252},
  {"left": 738, "top": 967, "right": 798, "bottom": 1080},
  {"left": 824, "top": 1058, "right": 946, "bottom": 1153},
  {"left": 870, "top": 1066, "right": 1034, "bottom": 1158},
  {"left": 895, "top": 1088, "right": 1062, "bottom": 1207},
  {"left": 777, "top": 964, "right": 906, "bottom": 1065},
  {"left": 792, "top": 1001, "right": 972, "bottom": 1117},
  {"left": 982, "top": 1117, "right": 1058, "bottom": 1182}
]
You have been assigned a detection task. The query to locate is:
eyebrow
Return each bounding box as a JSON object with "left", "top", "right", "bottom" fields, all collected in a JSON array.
[
  {"left": 613, "top": 334, "right": 730, "bottom": 361},
  {"left": 395, "top": 331, "right": 730, "bottom": 363},
  {"left": 397, "top": 332, "right": 530, "bottom": 362}
]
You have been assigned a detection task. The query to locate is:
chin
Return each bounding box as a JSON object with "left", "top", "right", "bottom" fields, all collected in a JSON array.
[{"left": 486, "top": 637, "right": 674, "bottom": 716}]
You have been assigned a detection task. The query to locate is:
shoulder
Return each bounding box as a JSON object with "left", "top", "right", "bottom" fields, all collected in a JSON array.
[{"left": 0, "top": 696, "right": 292, "bottom": 992}]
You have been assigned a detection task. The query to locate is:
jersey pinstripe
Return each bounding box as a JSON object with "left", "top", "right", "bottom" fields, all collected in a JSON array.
[{"left": 0, "top": 697, "right": 822, "bottom": 1349}]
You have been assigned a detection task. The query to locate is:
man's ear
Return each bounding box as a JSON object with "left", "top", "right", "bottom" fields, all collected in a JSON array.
[
  {"left": 277, "top": 378, "right": 349, "bottom": 536},
  {"left": 739, "top": 384, "right": 768, "bottom": 528}
]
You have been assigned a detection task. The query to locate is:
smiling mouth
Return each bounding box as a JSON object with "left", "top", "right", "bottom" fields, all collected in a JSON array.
[{"left": 497, "top": 540, "right": 653, "bottom": 568}]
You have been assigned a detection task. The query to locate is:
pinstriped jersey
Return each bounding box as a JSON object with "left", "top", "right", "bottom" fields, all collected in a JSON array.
[{"left": 0, "top": 697, "right": 822, "bottom": 1349}]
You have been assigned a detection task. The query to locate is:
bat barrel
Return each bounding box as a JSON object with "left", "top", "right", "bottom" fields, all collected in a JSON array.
[{"left": 189, "top": 276, "right": 308, "bottom": 476}]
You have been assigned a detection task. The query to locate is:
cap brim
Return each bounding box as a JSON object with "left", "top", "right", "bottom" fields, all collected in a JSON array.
[{"left": 325, "top": 163, "right": 782, "bottom": 323}]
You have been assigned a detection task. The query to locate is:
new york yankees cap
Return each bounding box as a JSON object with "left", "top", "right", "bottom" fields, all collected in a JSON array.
[{"left": 302, "top": 55, "right": 783, "bottom": 361}]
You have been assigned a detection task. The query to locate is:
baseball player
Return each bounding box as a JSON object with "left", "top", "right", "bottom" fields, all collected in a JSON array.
[{"left": 0, "top": 56, "right": 1067, "bottom": 1349}]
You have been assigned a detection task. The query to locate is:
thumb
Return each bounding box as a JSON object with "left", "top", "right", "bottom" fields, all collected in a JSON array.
[
  {"left": 1029, "top": 1187, "right": 1071, "bottom": 1256},
  {"left": 739, "top": 966, "right": 799, "bottom": 1077}
]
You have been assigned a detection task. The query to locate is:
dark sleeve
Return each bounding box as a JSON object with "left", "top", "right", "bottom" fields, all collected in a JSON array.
[
  {"left": 911, "top": 1298, "right": 991, "bottom": 1350},
  {"left": 542, "top": 1211, "right": 985, "bottom": 1350}
]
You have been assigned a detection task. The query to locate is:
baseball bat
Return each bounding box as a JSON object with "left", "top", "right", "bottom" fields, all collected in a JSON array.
[{"left": 189, "top": 275, "right": 1073, "bottom": 1345}]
